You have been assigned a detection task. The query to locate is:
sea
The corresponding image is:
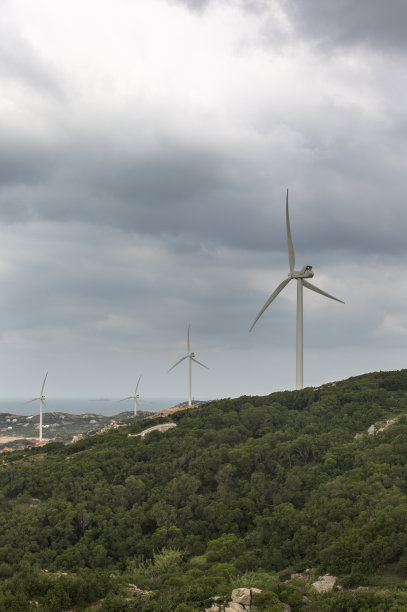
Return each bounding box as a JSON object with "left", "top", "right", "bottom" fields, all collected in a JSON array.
[{"left": 0, "top": 397, "right": 195, "bottom": 417}]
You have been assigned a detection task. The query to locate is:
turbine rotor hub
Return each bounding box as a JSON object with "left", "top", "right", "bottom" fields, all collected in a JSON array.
[{"left": 289, "top": 265, "right": 314, "bottom": 279}]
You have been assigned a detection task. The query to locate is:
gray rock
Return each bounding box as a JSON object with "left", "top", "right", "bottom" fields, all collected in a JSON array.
[
  {"left": 231, "top": 588, "right": 251, "bottom": 606},
  {"left": 205, "top": 587, "right": 264, "bottom": 612},
  {"left": 311, "top": 574, "right": 336, "bottom": 593},
  {"left": 225, "top": 603, "right": 245, "bottom": 611}
]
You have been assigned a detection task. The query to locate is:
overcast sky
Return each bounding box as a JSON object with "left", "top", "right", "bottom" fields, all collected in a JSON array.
[{"left": 0, "top": 0, "right": 406, "bottom": 400}]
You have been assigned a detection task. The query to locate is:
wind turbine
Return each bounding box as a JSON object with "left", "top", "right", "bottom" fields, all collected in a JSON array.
[
  {"left": 120, "top": 375, "right": 142, "bottom": 416},
  {"left": 23, "top": 372, "right": 48, "bottom": 443},
  {"left": 250, "top": 190, "right": 344, "bottom": 390},
  {"left": 168, "top": 326, "right": 209, "bottom": 406}
]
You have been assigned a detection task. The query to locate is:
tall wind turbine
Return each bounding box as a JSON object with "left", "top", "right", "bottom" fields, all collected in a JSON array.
[
  {"left": 120, "top": 375, "right": 142, "bottom": 416},
  {"left": 23, "top": 372, "right": 48, "bottom": 442},
  {"left": 168, "top": 326, "right": 209, "bottom": 406},
  {"left": 250, "top": 190, "right": 344, "bottom": 390}
]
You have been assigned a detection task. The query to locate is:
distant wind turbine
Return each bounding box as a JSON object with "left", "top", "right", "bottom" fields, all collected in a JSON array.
[
  {"left": 168, "top": 326, "right": 209, "bottom": 406},
  {"left": 23, "top": 372, "right": 48, "bottom": 442},
  {"left": 250, "top": 190, "right": 344, "bottom": 390},
  {"left": 120, "top": 375, "right": 142, "bottom": 416}
]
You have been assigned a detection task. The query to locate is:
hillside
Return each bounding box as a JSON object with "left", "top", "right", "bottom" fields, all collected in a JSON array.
[
  {"left": 0, "top": 410, "right": 153, "bottom": 452},
  {"left": 2, "top": 370, "right": 407, "bottom": 610}
]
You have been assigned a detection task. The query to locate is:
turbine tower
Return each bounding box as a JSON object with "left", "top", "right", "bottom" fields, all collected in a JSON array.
[
  {"left": 250, "top": 190, "right": 344, "bottom": 390},
  {"left": 168, "top": 325, "right": 209, "bottom": 406},
  {"left": 23, "top": 372, "right": 48, "bottom": 442},
  {"left": 120, "top": 375, "right": 142, "bottom": 416}
]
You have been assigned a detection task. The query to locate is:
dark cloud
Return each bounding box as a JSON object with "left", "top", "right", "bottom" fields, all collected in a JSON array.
[
  {"left": 1, "top": 126, "right": 407, "bottom": 260},
  {"left": 0, "top": 131, "right": 276, "bottom": 251},
  {"left": 0, "top": 0, "right": 405, "bottom": 397},
  {"left": 285, "top": 0, "right": 407, "bottom": 52}
]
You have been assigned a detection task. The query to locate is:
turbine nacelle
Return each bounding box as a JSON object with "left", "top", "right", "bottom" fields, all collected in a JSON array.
[{"left": 289, "top": 265, "right": 314, "bottom": 279}]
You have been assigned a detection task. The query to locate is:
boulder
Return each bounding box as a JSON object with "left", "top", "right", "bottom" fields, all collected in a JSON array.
[
  {"left": 311, "top": 574, "right": 336, "bottom": 593},
  {"left": 225, "top": 604, "right": 244, "bottom": 612},
  {"left": 206, "top": 587, "right": 263, "bottom": 612},
  {"left": 231, "top": 588, "right": 251, "bottom": 606},
  {"left": 205, "top": 599, "right": 222, "bottom": 612},
  {"left": 378, "top": 417, "right": 398, "bottom": 432}
]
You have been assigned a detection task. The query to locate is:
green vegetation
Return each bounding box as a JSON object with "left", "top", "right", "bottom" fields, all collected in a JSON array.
[{"left": 2, "top": 370, "right": 407, "bottom": 609}]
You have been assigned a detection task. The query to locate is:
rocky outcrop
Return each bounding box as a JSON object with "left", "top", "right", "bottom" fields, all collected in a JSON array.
[
  {"left": 205, "top": 597, "right": 222, "bottom": 612},
  {"left": 205, "top": 588, "right": 262, "bottom": 612},
  {"left": 377, "top": 417, "right": 398, "bottom": 432},
  {"left": 311, "top": 574, "right": 336, "bottom": 593},
  {"left": 355, "top": 416, "right": 399, "bottom": 440},
  {"left": 290, "top": 569, "right": 311, "bottom": 583}
]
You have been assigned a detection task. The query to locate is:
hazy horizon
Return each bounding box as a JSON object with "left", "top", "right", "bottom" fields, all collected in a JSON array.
[{"left": 0, "top": 396, "right": 197, "bottom": 416}]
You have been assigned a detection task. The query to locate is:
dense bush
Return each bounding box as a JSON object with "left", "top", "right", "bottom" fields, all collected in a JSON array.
[{"left": 2, "top": 370, "right": 407, "bottom": 608}]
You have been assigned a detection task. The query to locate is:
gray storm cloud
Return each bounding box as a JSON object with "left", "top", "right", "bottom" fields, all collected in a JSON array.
[
  {"left": 285, "top": 0, "right": 407, "bottom": 52},
  {"left": 0, "top": 0, "right": 405, "bottom": 397}
]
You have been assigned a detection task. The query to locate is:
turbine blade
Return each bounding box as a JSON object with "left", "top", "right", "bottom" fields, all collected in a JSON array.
[
  {"left": 286, "top": 189, "right": 295, "bottom": 273},
  {"left": 120, "top": 397, "right": 132, "bottom": 401},
  {"left": 41, "top": 372, "right": 48, "bottom": 395},
  {"left": 135, "top": 375, "right": 142, "bottom": 395},
  {"left": 302, "top": 280, "right": 345, "bottom": 304},
  {"left": 187, "top": 325, "right": 190, "bottom": 353},
  {"left": 191, "top": 357, "right": 209, "bottom": 370},
  {"left": 250, "top": 277, "right": 292, "bottom": 332},
  {"left": 21, "top": 398, "right": 39, "bottom": 405},
  {"left": 168, "top": 355, "right": 188, "bottom": 372},
  {"left": 43, "top": 400, "right": 56, "bottom": 416}
]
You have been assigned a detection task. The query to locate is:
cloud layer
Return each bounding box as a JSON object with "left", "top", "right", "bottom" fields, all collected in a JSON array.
[{"left": 0, "top": 0, "right": 405, "bottom": 399}]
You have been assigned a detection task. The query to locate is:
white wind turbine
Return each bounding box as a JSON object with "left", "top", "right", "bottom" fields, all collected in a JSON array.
[
  {"left": 23, "top": 372, "right": 48, "bottom": 443},
  {"left": 250, "top": 190, "right": 344, "bottom": 390},
  {"left": 120, "top": 375, "right": 142, "bottom": 416},
  {"left": 168, "top": 326, "right": 209, "bottom": 406}
]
